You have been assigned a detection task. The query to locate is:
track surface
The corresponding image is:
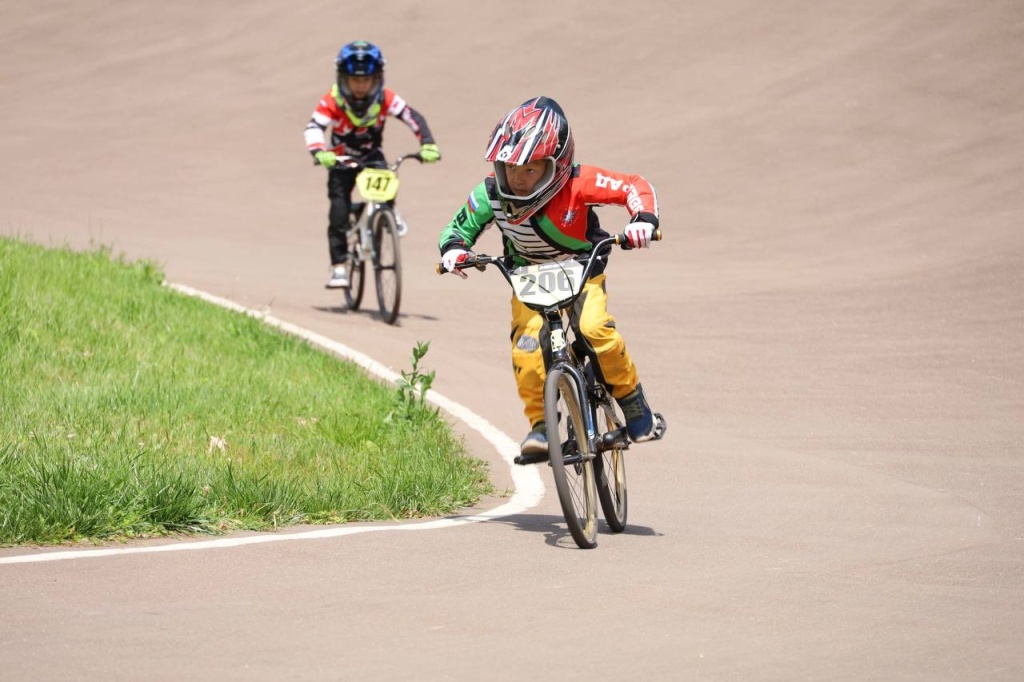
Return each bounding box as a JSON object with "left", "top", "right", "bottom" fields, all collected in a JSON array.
[{"left": 2, "top": 2, "right": 1023, "bottom": 680}]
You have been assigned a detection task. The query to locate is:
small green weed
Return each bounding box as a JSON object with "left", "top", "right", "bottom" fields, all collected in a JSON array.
[{"left": 395, "top": 341, "right": 437, "bottom": 419}]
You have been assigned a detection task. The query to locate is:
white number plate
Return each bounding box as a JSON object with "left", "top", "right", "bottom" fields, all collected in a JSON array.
[{"left": 510, "top": 261, "right": 583, "bottom": 307}]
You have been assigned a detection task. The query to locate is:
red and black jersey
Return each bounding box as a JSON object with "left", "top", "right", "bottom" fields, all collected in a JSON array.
[{"left": 304, "top": 86, "right": 434, "bottom": 160}]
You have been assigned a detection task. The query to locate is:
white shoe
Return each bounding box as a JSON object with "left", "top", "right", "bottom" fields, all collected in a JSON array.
[
  {"left": 394, "top": 211, "right": 409, "bottom": 237},
  {"left": 325, "top": 265, "right": 349, "bottom": 289}
]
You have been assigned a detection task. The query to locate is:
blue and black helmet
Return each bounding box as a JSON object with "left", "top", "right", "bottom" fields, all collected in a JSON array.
[{"left": 335, "top": 41, "right": 385, "bottom": 118}]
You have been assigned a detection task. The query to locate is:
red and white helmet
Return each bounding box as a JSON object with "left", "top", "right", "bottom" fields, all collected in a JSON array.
[{"left": 484, "top": 96, "right": 575, "bottom": 225}]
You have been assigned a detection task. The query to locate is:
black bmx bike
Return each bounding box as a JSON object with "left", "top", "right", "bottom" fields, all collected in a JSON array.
[
  {"left": 439, "top": 232, "right": 667, "bottom": 548},
  {"left": 338, "top": 152, "right": 424, "bottom": 325}
]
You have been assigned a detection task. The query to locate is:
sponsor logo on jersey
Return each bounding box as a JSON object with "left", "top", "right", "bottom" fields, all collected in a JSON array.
[
  {"left": 626, "top": 186, "right": 644, "bottom": 213},
  {"left": 595, "top": 172, "right": 624, "bottom": 191}
]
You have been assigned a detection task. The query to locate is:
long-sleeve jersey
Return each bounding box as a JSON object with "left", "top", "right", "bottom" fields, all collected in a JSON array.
[
  {"left": 304, "top": 85, "right": 435, "bottom": 160},
  {"left": 439, "top": 164, "right": 659, "bottom": 267}
]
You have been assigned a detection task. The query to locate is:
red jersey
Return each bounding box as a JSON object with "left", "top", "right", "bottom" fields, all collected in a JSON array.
[
  {"left": 440, "top": 164, "right": 659, "bottom": 265},
  {"left": 304, "top": 86, "right": 434, "bottom": 160}
]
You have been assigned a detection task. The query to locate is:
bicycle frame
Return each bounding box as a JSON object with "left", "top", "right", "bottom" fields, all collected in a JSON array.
[
  {"left": 349, "top": 153, "right": 419, "bottom": 248},
  {"left": 340, "top": 152, "right": 422, "bottom": 324},
  {"left": 445, "top": 234, "right": 642, "bottom": 457},
  {"left": 439, "top": 231, "right": 663, "bottom": 547},
  {"left": 542, "top": 304, "right": 600, "bottom": 464},
  {"left": 349, "top": 202, "right": 407, "bottom": 258}
]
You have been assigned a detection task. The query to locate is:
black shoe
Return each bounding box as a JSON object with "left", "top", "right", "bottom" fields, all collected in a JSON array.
[
  {"left": 618, "top": 384, "right": 656, "bottom": 442},
  {"left": 519, "top": 422, "right": 548, "bottom": 456}
]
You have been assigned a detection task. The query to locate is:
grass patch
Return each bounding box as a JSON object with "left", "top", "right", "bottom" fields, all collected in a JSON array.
[{"left": 0, "top": 237, "right": 492, "bottom": 545}]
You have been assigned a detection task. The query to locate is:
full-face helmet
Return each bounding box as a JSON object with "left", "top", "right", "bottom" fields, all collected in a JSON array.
[
  {"left": 335, "top": 41, "right": 385, "bottom": 121},
  {"left": 484, "top": 96, "right": 575, "bottom": 225}
]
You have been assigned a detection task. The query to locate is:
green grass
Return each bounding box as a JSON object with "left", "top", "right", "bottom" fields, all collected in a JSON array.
[{"left": 0, "top": 237, "right": 492, "bottom": 545}]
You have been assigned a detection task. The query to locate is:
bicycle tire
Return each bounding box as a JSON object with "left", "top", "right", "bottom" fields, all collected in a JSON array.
[
  {"left": 371, "top": 207, "right": 402, "bottom": 324},
  {"left": 544, "top": 366, "right": 598, "bottom": 549},
  {"left": 344, "top": 229, "right": 366, "bottom": 311},
  {"left": 594, "top": 399, "right": 628, "bottom": 532}
]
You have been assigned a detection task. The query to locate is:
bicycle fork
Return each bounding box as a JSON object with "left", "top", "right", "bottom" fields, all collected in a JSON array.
[
  {"left": 353, "top": 204, "right": 381, "bottom": 264},
  {"left": 546, "top": 317, "right": 601, "bottom": 466}
]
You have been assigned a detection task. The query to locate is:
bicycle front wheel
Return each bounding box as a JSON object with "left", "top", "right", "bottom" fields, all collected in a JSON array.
[
  {"left": 545, "top": 366, "right": 598, "bottom": 549},
  {"left": 594, "top": 399, "right": 628, "bottom": 532},
  {"left": 371, "top": 207, "right": 402, "bottom": 325},
  {"left": 344, "top": 232, "right": 366, "bottom": 311}
]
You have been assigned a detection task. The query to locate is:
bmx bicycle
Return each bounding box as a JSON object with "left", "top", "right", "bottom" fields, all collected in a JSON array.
[
  {"left": 334, "top": 152, "right": 425, "bottom": 325},
  {"left": 438, "top": 231, "right": 667, "bottom": 548}
]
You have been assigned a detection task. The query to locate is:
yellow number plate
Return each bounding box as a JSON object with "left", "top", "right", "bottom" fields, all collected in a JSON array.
[{"left": 355, "top": 168, "right": 399, "bottom": 202}]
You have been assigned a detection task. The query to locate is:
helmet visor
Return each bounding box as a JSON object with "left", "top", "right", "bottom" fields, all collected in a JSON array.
[{"left": 339, "top": 73, "right": 382, "bottom": 100}]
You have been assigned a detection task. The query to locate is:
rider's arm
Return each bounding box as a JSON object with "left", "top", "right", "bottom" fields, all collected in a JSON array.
[
  {"left": 439, "top": 182, "right": 493, "bottom": 254},
  {"left": 575, "top": 164, "right": 660, "bottom": 229},
  {"left": 304, "top": 90, "right": 338, "bottom": 156},
  {"left": 384, "top": 89, "right": 436, "bottom": 145}
]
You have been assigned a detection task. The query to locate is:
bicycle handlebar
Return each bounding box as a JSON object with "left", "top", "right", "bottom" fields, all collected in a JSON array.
[
  {"left": 315, "top": 152, "right": 425, "bottom": 172},
  {"left": 434, "top": 229, "right": 663, "bottom": 277}
]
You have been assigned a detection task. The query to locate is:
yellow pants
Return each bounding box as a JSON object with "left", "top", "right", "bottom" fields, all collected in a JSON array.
[{"left": 509, "top": 273, "right": 640, "bottom": 428}]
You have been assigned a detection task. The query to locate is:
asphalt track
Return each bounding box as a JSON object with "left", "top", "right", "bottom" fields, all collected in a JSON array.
[{"left": 2, "top": 2, "right": 1023, "bottom": 680}]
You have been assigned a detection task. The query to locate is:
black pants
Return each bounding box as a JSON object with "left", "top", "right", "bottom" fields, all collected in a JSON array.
[{"left": 325, "top": 150, "right": 386, "bottom": 265}]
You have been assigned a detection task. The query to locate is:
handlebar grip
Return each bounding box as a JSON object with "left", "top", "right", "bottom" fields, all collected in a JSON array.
[
  {"left": 614, "top": 228, "right": 664, "bottom": 247},
  {"left": 436, "top": 260, "right": 486, "bottom": 274}
]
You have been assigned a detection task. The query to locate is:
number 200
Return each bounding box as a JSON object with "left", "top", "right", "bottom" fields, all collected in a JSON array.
[{"left": 519, "top": 270, "right": 575, "bottom": 296}]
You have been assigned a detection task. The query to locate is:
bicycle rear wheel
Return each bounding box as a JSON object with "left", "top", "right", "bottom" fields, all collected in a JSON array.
[
  {"left": 594, "top": 399, "right": 628, "bottom": 532},
  {"left": 544, "top": 366, "right": 598, "bottom": 549},
  {"left": 371, "top": 207, "right": 402, "bottom": 325},
  {"left": 344, "top": 232, "right": 366, "bottom": 311}
]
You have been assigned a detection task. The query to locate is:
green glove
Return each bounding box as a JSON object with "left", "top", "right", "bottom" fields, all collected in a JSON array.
[
  {"left": 314, "top": 150, "right": 337, "bottom": 168},
  {"left": 419, "top": 143, "right": 441, "bottom": 163}
]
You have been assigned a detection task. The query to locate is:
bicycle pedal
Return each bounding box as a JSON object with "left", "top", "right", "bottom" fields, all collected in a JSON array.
[
  {"left": 651, "top": 413, "right": 668, "bottom": 441},
  {"left": 514, "top": 452, "right": 549, "bottom": 466}
]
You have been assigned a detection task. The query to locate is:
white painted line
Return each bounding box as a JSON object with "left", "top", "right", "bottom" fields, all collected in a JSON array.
[{"left": 0, "top": 284, "right": 544, "bottom": 565}]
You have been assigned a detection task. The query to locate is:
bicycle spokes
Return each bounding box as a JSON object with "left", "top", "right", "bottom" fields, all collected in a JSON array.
[
  {"left": 545, "top": 367, "right": 598, "bottom": 548},
  {"left": 371, "top": 208, "right": 402, "bottom": 324}
]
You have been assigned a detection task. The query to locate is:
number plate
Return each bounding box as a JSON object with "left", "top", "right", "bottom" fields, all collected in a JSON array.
[
  {"left": 510, "top": 261, "right": 583, "bottom": 307},
  {"left": 355, "top": 168, "right": 399, "bottom": 202}
]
